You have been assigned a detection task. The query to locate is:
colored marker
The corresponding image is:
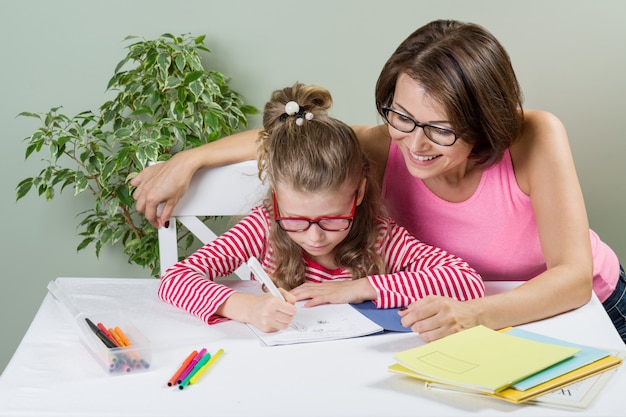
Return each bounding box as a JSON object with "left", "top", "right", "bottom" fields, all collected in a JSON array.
[
  {"left": 97, "top": 323, "right": 120, "bottom": 347},
  {"left": 189, "top": 348, "right": 224, "bottom": 385},
  {"left": 167, "top": 350, "right": 198, "bottom": 387},
  {"left": 179, "top": 352, "right": 212, "bottom": 390},
  {"left": 108, "top": 327, "right": 126, "bottom": 347},
  {"left": 114, "top": 326, "right": 132, "bottom": 346},
  {"left": 85, "top": 318, "right": 117, "bottom": 349},
  {"left": 177, "top": 348, "right": 207, "bottom": 384},
  {"left": 116, "top": 358, "right": 132, "bottom": 373}
]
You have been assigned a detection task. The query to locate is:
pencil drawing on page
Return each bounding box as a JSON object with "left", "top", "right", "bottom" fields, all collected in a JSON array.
[{"left": 247, "top": 301, "right": 383, "bottom": 346}]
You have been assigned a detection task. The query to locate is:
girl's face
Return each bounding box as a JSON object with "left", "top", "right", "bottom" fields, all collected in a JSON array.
[
  {"left": 273, "top": 182, "right": 362, "bottom": 268},
  {"left": 387, "top": 73, "right": 473, "bottom": 180}
]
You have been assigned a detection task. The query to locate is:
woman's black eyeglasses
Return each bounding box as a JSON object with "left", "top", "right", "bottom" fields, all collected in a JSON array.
[{"left": 381, "top": 106, "right": 459, "bottom": 146}]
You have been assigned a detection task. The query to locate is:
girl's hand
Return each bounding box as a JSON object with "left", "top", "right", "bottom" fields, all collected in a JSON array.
[
  {"left": 219, "top": 291, "right": 297, "bottom": 333},
  {"left": 248, "top": 293, "right": 298, "bottom": 332},
  {"left": 290, "top": 279, "right": 376, "bottom": 307},
  {"left": 398, "top": 295, "right": 479, "bottom": 342}
]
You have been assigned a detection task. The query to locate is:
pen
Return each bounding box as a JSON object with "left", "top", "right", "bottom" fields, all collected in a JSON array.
[
  {"left": 247, "top": 256, "right": 285, "bottom": 301},
  {"left": 167, "top": 350, "right": 198, "bottom": 386},
  {"left": 179, "top": 351, "right": 212, "bottom": 390},
  {"left": 189, "top": 348, "right": 224, "bottom": 385},
  {"left": 85, "top": 318, "right": 117, "bottom": 349},
  {"left": 177, "top": 348, "right": 207, "bottom": 384}
]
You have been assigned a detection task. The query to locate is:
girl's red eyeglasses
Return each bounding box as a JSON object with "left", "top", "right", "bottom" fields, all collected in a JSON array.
[{"left": 273, "top": 192, "right": 357, "bottom": 232}]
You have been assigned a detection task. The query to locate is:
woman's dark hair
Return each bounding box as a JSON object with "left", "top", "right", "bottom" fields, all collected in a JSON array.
[{"left": 375, "top": 19, "right": 524, "bottom": 166}]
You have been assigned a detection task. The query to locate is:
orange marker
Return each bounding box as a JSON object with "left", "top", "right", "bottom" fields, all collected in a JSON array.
[
  {"left": 109, "top": 328, "right": 126, "bottom": 347},
  {"left": 167, "top": 350, "right": 198, "bottom": 387},
  {"left": 114, "top": 326, "right": 132, "bottom": 346}
]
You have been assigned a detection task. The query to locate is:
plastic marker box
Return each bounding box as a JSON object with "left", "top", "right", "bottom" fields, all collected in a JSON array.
[{"left": 76, "top": 311, "right": 152, "bottom": 375}]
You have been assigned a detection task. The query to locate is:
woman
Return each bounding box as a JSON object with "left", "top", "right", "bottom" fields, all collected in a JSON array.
[{"left": 131, "top": 20, "right": 625, "bottom": 343}]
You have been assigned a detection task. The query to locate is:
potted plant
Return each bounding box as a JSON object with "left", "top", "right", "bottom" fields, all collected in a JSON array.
[{"left": 16, "top": 33, "right": 257, "bottom": 276}]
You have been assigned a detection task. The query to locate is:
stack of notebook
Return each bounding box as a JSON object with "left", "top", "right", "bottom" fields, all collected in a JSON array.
[{"left": 389, "top": 325, "right": 623, "bottom": 408}]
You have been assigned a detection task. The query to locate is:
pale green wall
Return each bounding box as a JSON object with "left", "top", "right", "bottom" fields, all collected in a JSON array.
[{"left": 1, "top": 0, "right": 625, "bottom": 373}]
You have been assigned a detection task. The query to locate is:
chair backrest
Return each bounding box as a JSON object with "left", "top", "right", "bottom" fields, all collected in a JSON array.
[{"left": 158, "top": 160, "right": 268, "bottom": 278}]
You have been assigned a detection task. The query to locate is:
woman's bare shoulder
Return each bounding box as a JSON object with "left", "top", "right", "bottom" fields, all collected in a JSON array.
[
  {"left": 511, "top": 109, "right": 571, "bottom": 192},
  {"left": 512, "top": 110, "right": 568, "bottom": 157},
  {"left": 520, "top": 109, "right": 567, "bottom": 145}
]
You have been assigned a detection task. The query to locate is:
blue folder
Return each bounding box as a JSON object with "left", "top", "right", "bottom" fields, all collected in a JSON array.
[
  {"left": 350, "top": 302, "right": 411, "bottom": 332},
  {"left": 505, "top": 327, "right": 610, "bottom": 390}
]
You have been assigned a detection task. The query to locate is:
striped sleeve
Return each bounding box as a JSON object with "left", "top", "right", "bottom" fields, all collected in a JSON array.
[
  {"left": 158, "top": 206, "right": 270, "bottom": 324},
  {"left": 368, "top": 217, "right": 485, "bottom": 308}
]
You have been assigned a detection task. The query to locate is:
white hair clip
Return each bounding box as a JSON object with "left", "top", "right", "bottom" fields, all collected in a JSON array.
[
  {"left": 282, "top": 100, "right": 314, "bottom": 125},
  {"left": 285, "top": 101, "right": 300, "bottom": 116},
  {"left": 296, "top": 111, "right": 314, "bottom": 126}
]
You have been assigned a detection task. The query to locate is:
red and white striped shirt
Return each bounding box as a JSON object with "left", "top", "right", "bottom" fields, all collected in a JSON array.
[{"left": 158, "top": 206, "right": 484, "bottom": 324}]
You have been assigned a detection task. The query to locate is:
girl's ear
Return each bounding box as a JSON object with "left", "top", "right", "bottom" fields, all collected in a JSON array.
[{"left": 356, "top": 177, "right": 367, "bottom": 206}]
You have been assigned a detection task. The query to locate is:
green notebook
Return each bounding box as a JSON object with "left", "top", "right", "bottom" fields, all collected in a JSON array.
[{"left": 393, "top": 325, "right": 580, "bottom": 394}]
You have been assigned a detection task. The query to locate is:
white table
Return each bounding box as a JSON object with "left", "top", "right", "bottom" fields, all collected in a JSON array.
[{"left": 0, "top": 277, "right": 624, "bottom": 417}]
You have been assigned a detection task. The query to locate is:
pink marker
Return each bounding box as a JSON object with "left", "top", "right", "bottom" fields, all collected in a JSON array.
[{"left": 177, "top": 348, "right": 207, "bottom": 384}]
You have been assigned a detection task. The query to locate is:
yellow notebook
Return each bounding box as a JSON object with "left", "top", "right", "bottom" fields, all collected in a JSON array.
[
  {"left": 389, "top": 354, "right": 622, "bottom": 404},
  {"left": 392, "top": 325, "right": 580, "bottom": 394}
]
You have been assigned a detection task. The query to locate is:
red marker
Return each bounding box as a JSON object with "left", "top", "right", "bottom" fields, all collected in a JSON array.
[{"left": 97, "top": 323, "right": 120, "bottom": 347}]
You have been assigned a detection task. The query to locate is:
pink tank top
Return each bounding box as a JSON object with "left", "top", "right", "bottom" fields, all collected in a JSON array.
[{"left": 382, "top": 141, "right": 618, "bottom": 301}]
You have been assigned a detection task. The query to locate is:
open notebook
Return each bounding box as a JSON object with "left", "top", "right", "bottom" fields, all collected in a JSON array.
[
  {"left": 248, "top": 301, "right": 384, "bottom": 346},
  {"left": 221, "top": 279, "right": 384, "bottom": 346}
]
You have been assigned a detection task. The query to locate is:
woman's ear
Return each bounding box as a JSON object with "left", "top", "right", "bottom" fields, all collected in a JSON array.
[{"left": 356, "top": 177, "right": 367, "bottom": 206}]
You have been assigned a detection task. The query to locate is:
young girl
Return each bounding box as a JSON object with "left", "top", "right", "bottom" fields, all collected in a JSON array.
[{"left": 158, "top": 82, "right": 484, "bottom": 333}]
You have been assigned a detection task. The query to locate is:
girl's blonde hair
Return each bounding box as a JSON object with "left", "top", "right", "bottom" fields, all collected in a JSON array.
[{"left": 257, "top": 82, "right": 385, "bottom": 289}]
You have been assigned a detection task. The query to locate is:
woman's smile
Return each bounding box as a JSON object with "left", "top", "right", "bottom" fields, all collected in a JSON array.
[{"left": 409, "top": 151, "right": 441, "bottom": 163}]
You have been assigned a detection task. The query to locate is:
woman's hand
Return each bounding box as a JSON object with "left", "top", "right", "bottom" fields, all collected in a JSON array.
[
  {"left": 398, "top": 296, "right": 479, "bottom": 342},
  {"left": 130, "top": 152, "right": 198, "bottom": 228},
  {"left": 290, "top": 279, "right": 377, "bottom": 307},
  {"left": 131, "top": 129, "right": 261, "bottom": 228}
]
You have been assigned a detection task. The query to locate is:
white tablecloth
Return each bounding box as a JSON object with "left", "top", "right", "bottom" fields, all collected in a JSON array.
[{"left": 0, "top": 277, "right": 624, "bottom": 417}]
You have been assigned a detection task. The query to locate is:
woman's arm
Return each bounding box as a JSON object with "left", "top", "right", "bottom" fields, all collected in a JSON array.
[
  {"left": 131, "top": 129, "right": 260, "bottom": 228},
  {"left": 494, "top": 109, "right": 593, "bottom": 321},
  {"left": 131, "top": 124, "right": 390, "bottom": 228},
  {"left": 399, "top": 110, "right": 594, "bottom": 341}
]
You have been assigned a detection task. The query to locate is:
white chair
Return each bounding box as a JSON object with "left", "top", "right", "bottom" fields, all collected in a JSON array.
[{"left": 157, "top": 160, "right": 268, "bottom": 278}]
